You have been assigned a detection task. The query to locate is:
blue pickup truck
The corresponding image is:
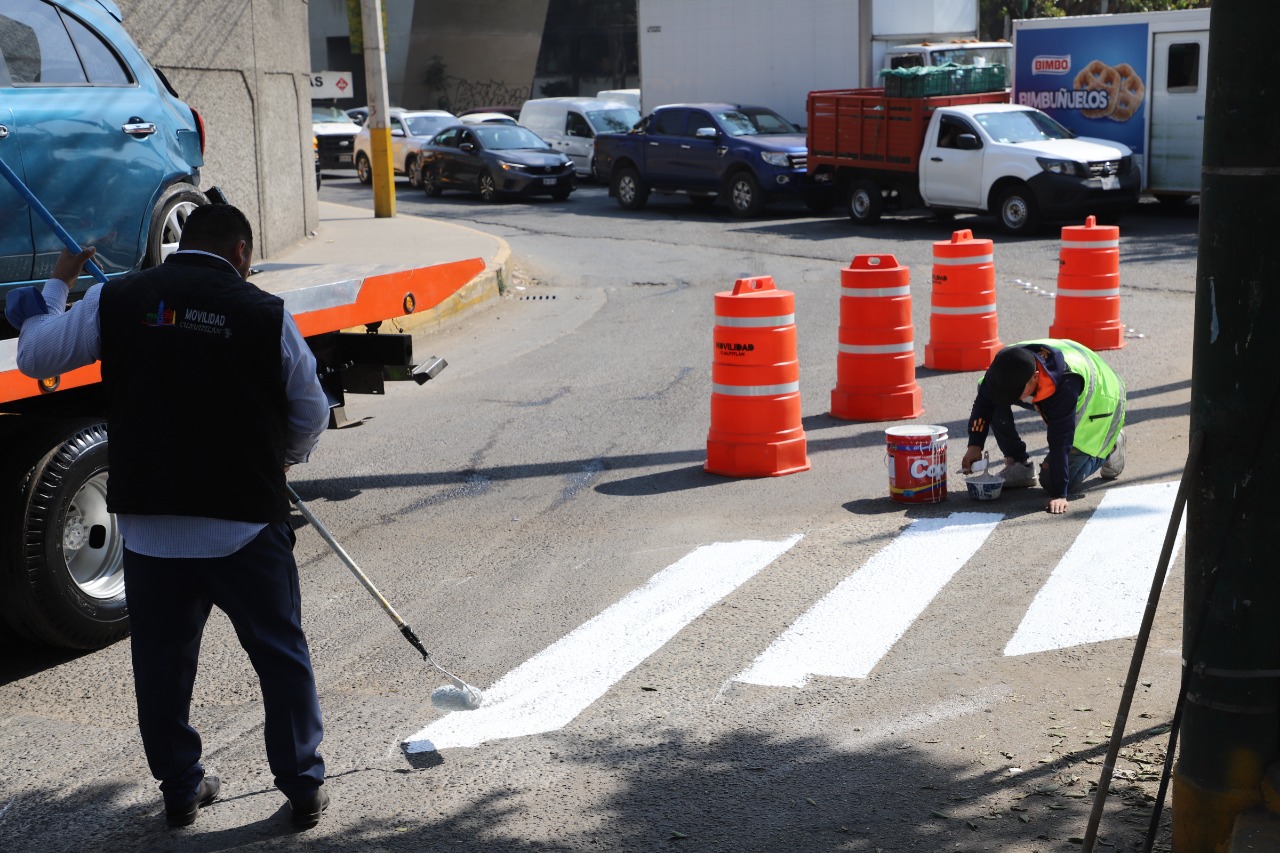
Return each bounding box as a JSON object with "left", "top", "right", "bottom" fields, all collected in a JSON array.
[{"left": 593, "top": 103, "right": 833, "bottom": 217}]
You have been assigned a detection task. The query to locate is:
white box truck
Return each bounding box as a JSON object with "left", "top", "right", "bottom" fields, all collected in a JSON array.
[
  {"left": 637, "top": 0, "right": 994, "bottom": 126},
  {"left": 1012, "top": 8, "right": 1210, "bottom": 201}
]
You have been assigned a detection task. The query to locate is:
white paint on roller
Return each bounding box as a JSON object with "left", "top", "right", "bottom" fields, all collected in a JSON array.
[
  {"left": 1004, "top": 481, "right": 1183, "bottom": 657},
  {"left": 403, "top": 535, "right": 802, "bottom": 752},
  {"left": 736, "top": 513, "right": 1003, "bottom": 688}
]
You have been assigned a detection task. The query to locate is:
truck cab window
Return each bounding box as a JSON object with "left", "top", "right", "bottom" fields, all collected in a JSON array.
[
  {"left": 651, "top": 109, "right": 686, "bottom": 136},
  {"left": 1166, "top": 43, "right": 1200, "bottom": 93},
  {"left": 685, "top": 111, "right": 715, "bottom": 137},
  {"left": 937, "top": 117, "right": 976, "bottom": 149}
]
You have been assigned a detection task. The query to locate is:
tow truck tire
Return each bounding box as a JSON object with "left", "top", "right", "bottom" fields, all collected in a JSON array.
[
  {"left": 726, "top": 171, "right": 765, "bottom": 217},
  {"left": 994, "top": 183, "right": 1040, "bottom": 235},
  {"left": 355, "top": 153, "right": 372, "bottom": 185},
  {"left": 145, "top": 183, "right": 207, "bottom": 269},
  {"left": 0, "top": 421, "right": 127, "bottom": 649},
  {"left": 848, "top": 179, "right": 883, "bottom": 225},
  {"left": 614, "top": 166, "right": 649, "bottom": 211}
]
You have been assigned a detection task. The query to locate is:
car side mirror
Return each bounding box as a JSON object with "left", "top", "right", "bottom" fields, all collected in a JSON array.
[
  {"left": 459, "top": 142, "right": 476, "bottom": 153},
  {"left": 957, "top": 133, "right": 980, "bottom": 150},
  {"left": 695, "top": 126, "right": 717, "bottom": 140},
  {"left": 391, "top": 128, "right": 405, "bottom": 137}
]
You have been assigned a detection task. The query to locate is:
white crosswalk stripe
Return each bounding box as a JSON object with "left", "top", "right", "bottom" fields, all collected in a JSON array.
[
  {"left": 735, "top": 512, "right": 1003, "bottom": 687},
  {"left": 402, "top": 482, "right": 1181, "bottom": 750},
  {"left": 403, "top": 535, "right": 802, "bottom": 752},
  {"left": 1003, "top": 481, "right": 1184, "bottom": 657}
]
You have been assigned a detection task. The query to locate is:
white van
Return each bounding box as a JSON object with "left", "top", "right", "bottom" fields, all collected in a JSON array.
[
  {"left": 596, "top": 89, "right": 641, "bottom": 110},
  {"left": 518, "top": 97, "right": 642, "bottom": 180}
]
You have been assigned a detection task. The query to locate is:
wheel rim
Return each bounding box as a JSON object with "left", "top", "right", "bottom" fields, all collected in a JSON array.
[
  {"left": 732, "top": 178, "right": 753, "bottom": 211},
  {"left": 480, "top": 174, "right": 495, "bottom": 200},
  {"left": 357, "top": 156, "right": 370, "bottom": 182},
  {"left": 851, "top": 190, "right": 872, "bottom": 218},
  {"left": 158, "top": 201, "right": 199, "bottom": 263},
  {"left": 1003, "top": 196, "right": 1028, "bottom": 228},
  {"left": 407, "top": 158, "right": 419, "bottom": 187},
  {"left": 424, "top": 169, "right": 437, "bottom": 193},
  {"left": 62, "top": 471, "right": 123, "bottom": 600},
  {"left": 618, "top": 175, "right": 635, "bottom": 204}
]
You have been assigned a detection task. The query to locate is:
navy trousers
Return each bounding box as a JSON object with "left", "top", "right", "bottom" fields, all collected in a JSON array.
[
  {"left": 989, "top": 405, "right": 1105, "bottom": 493},
  {"left": 123, "top": 522, "right": 325, "bottom": 807}
]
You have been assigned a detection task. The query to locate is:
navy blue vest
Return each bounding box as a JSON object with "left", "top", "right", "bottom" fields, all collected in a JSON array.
[{"left": 98, "top": 253, "right": 290, "bottom": 522}]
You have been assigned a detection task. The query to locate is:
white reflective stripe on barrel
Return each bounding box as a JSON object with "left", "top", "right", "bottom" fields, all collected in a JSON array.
[
  {"left": 840, "top": 285, "right": 911, "bottom": 298},
  {"left": 712, "top": 381, "right": 801, "bottom": 396},
  {"left": 1057, "top": 287, "right": 1121, "bottom": 297},
  {"left": 1063, "top": 239, "right": 1120, "bottom": 249},
  {"left": 838, "top": 341, "right": 914, "bottom": 355},
  {"left": 715, "top": 314, "right": 796, "bottom": 327},
  {"left": 931, "top": 303, "right": 996, "bottom": 315},
  {"left": 931, "top": 254, "right": 994, "bottom": 266}
]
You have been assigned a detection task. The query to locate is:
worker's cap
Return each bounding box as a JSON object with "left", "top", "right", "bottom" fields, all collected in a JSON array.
[{"left": 983, "top": 346, "right": 1038, "bottom": 405}]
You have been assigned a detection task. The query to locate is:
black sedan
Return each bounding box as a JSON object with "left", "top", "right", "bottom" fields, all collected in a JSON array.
[{"left": 418, "top": 125, "right": 575, "bottom": 201}]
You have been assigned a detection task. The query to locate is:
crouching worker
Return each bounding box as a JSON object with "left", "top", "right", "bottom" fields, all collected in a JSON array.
[{"left": 959, "top": 339, "right": 1126, "bottom": 515}]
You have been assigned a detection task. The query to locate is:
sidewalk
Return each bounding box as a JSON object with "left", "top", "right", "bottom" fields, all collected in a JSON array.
[{"left": 250, "top": 200, "right": 511, "bottom": 332}]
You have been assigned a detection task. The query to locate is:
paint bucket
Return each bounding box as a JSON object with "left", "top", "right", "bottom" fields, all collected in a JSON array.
[{"left": 885, "top": 426, "right": 948, "bottom": 503}]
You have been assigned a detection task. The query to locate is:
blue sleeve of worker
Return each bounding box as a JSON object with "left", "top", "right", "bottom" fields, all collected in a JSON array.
[
  {"left": 1039, "top": 373, "right": 1084, "bottom": 498},
  {"left": 5, "top": 286, "right": 47, "bottom": 329},
  {"left": 281, "top": 311, "right": 329, "bottom": 465},
  {"left": 15, "top": 278, "right": 103, "bottom": 378},
  {"left": 966, "top": 380, "right": 998, "bottom": 446}
]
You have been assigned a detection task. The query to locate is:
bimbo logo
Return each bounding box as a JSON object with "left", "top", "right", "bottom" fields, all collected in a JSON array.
[{"left": 1033, "top": 55, "right": 1072, "bottom": 75}]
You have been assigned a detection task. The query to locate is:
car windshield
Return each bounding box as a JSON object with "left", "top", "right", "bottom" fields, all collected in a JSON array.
[
  {"left": 311, "top": 105, "right": 349, "bottom": 122},
  {"left": 974, "top": 109, "right": 1074, "bottom": 143},
  {"left": 473, "top": 125, "right": 550, "bottom": 150},
  {"left": 714, "top": 107, "right": 799, "bottom": 137},
  {"left": 586, "top": 108, "right": 641, "bottom": 133},
  {"left": 405, "top": 115, "right": 456, "bottom": 137}
]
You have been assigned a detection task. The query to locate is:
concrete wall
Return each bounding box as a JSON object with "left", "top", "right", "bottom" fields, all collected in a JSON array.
[
  {"left": 116, "top": 0, "right": 317, "bottom": 261},
  {"left": 401, "top": 0, "right": 549, "bottom": 113}
]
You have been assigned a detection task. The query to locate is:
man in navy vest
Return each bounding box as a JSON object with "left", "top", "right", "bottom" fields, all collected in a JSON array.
[{"left": 10, "top": 205, "right": 331, "bottom": 829}]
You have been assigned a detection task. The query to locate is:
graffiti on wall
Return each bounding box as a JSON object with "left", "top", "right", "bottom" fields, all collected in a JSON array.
[{"left": 442, "top": 77, "right": 532, "bottom": 112}]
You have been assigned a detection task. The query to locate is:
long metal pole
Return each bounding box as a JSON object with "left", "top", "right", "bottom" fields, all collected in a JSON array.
[{"left": 360, "top": 0, "right": 395, "bottom": 218}]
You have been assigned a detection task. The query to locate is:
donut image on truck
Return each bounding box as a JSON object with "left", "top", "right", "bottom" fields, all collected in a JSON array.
[{"left": 1012, "top": 7, "right": 1210, "bottom": 204}]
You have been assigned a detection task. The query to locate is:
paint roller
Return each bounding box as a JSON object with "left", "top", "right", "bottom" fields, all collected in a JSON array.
[
  {"left": 0, "top": 155, "right": 109, "bottom": 285},
  {"left": 287, "top": 486, "right": 483, "bottom": 712}
]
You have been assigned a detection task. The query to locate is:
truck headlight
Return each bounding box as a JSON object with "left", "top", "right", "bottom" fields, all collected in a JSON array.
[
  {"left": 761, "top": 151, "right": 792, "bottom": 167},
  {"left": 1037, "top": 157, "right": 1086, "bottom": 178}
]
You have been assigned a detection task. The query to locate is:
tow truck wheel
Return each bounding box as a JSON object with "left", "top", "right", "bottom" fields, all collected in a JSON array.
[
  {"left": 0, "top": 422, "right": 127, "bottom": 649},
  {"left": 613, "top": 166, "right": 649, "bottom": 211},
  {"left": 145, "top": 183, "right": 207, "bottom": 268},
  {"left": 727, "top": 171, "right": 765, "bottom": 217},
  {"left": 848, "top": 179, "right": 883, "bottom": 225},
  {"left": 994, "top": 183, "right": 1040, "bottom": 235}
]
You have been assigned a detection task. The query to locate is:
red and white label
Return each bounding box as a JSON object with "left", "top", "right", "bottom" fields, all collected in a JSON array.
[{"left": 1033, "top": 55, "right": 1072, "bottom": 75}]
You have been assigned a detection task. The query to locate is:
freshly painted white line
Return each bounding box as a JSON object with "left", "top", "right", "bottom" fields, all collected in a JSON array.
[
  {"left": 403, "top": 535, "right": 802, "bottom": 752},
  {"left": 1004, "top": 481, "right": 1183, "bottom": 657},
  {"left": 736, "top": 513, "right": 1003, "bottom": 688}
]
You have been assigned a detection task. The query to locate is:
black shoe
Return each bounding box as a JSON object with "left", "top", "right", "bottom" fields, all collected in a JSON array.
[
  {"left": 289, "top": 786, "right": 329, "bottom": 829},
  {"left": 165, "top": 775, "right": 220, "bottom": 828}
]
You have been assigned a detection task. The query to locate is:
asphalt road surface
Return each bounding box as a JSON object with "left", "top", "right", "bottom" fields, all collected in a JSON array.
[{"left": 0, "top": 174, "right": 1200, "bottom": 852}]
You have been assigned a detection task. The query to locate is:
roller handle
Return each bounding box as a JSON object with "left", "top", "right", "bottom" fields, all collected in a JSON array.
[{"left": 0, "top": 156, "right": 109, "bottom": 285}]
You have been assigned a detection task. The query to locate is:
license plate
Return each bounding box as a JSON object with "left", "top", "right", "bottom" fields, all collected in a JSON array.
[
  {"left": 338, "top": 154, "right": 353, "bottom": 164},
  {"left": 542, "top": 177, "right": 557, "bottom": 185},
  {"left": 1100, "top": 175, "right": 1119, "bottom": 191}
]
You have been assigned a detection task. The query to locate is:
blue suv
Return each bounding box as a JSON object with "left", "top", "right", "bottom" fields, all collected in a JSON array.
[{"left": 0, "top": 0, "right": 207, "bottom": 293}]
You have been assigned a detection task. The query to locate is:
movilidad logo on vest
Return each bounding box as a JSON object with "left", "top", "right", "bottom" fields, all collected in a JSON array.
[{"left": 143, "top": 300, "right": 177, "bottom": 327}]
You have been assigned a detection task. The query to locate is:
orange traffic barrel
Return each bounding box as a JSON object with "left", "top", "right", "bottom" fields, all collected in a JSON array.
[
  {"left": 830, "top": 254, "right": 922, "bottom": 421},
  {"left": 1049, "top": 215, "right": 1124, "bottom": 350},
  {"left": 705, "top": 276, "right": 810, "bottom": 477},
  {"left": 924, "top": 229, "right": 1001, "bottom": 371}
]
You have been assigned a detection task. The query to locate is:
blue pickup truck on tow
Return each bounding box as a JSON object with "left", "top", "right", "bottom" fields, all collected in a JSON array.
[{"left": 593, "top": 103, "right": 833, "bottom": 217}]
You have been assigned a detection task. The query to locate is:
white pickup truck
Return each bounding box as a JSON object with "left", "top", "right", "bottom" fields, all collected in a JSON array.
[{"left": 806, "top": 90, "right": 1141, "bottom": 234}]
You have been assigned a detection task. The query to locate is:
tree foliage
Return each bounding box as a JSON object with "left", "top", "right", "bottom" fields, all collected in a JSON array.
[{"left": 980, "top": 0, "right": 1210, "bottom": 39}]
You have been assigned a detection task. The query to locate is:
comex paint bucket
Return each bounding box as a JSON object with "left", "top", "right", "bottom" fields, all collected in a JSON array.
[{"left": 885, "top": 425, "right": 948, "bottom": 503}]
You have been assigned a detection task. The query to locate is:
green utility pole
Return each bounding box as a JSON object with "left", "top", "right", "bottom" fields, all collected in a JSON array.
[
  {"left": 1174, "top": 1, "right": 1280, "bottom": 849},
  {"left": 360, "top": 0, "right": 395, "bottom": 217}
]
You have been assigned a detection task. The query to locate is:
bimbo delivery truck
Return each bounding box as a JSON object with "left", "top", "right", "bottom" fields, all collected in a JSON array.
[{"left": 1012, "top": 8, "right": 1210, "bottom": 201}]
